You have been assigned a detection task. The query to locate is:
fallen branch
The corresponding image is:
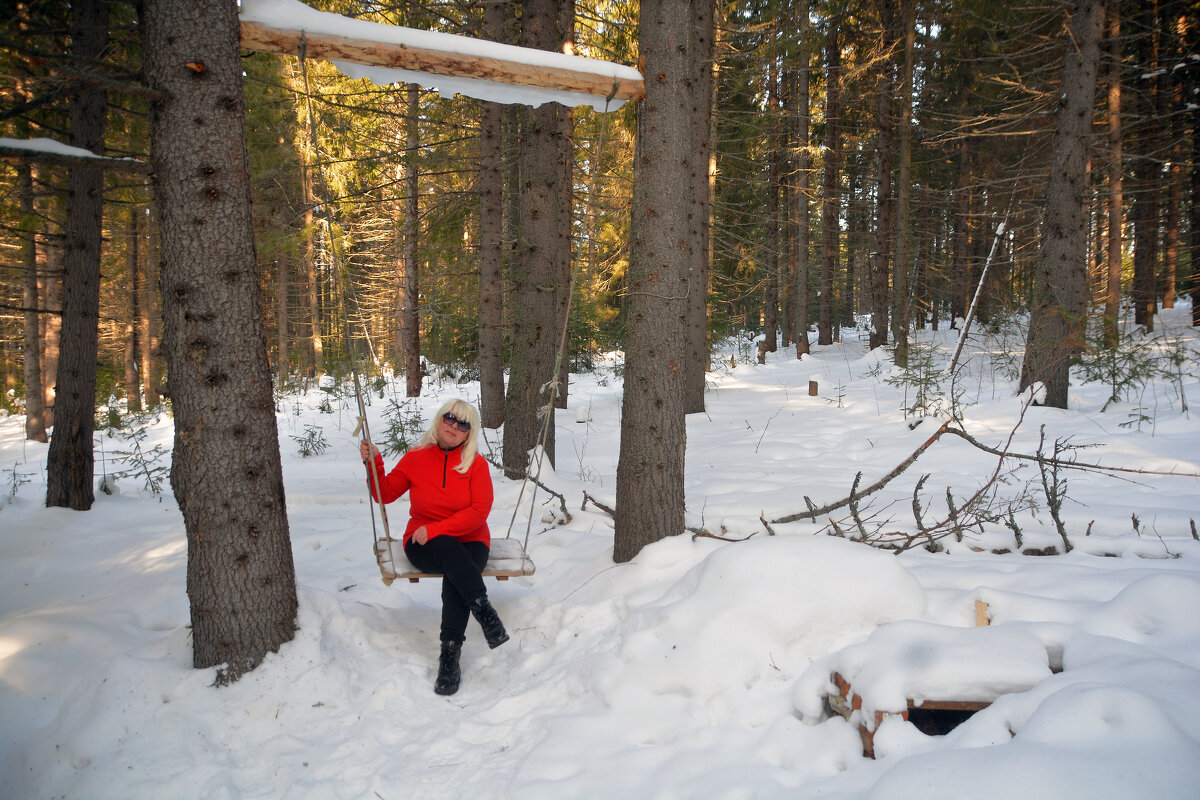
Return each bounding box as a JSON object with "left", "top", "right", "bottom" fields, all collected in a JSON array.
[
  {"left": 942, "top": 426, "right": 1200, "bottom": 480},
  {"left": 771, "top": 419, "right": 952, "bottom": 524},
  {"left": 773, "top": 399, "right": 1200, "bottom": 530},
  {"left": 582, "top": 490, "right": 616, "bottom": 517},
  {"left": 691, "top": 527, "right": 759, "bottom": 543}
]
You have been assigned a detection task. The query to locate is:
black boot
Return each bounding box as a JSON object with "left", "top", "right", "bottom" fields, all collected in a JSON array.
[
  {"left": 468, "top": 596, "right": 509, "bottom": 649},
  {"left": 434, "top": 640, "right": 462, "bottom": 695}
]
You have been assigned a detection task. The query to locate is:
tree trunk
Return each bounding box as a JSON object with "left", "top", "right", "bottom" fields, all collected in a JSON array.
[
  {"left": 1020, "top": 0, "right": 1103, "bottom": 409},
  {"left": 302, "top": 161, "right": 323, "bottom": 377},
  {"left": 762, "top": 35, "right": 781, "bottom": 356},
  {"left": 793, "top": 0, "right": 811, "bottom": 358},
  {"left": 1131, "top": 0, "right": 1161, "bottom": 331},
  {"left": 477, "top": 0, "right": 507, "bottom": 429},
  {"left": 40, "top": 242, "right": 61, "bottom": 430},
  {"left": 614, "top": 0, "right": 693, "bottom": 563},
  {"left": 276, "top": 249, "right": 289, "bottom": 386},
  {"left": 553, "top": 0, "right": 576, "bottom": 413},
  {"left": 684, "top": 0, "right": 714, "bottom": 413},
  {"left": 817, "top": 24, "right": 841, "bottom": 347},
  {"left": 1103, "top": 0, "right": 1122, "bottom": 348},
  {"left": 46, "top": 0, "right": 108, "bottom": 511},
  {"left": 502, "top": 0, "right": 573, "bottom": 478},
  {"left": 890, "top": 0, "right": 916, "bottom": 366},
  {"left": 144, "top": 0, "right": 297, "bottom": 683},
  {"left": 950, "top": 139, "right": 972, "bottom": 327},
  {"left": 1192, "top": 53, "right": 1200, "bottom": 328},
  {"left": 871, "top": 0, "right": 897, "bottom": 351},
  {"left": 20, "top": 162, "right": 47, "bottom": 441},
  {"left": 398, "top": 82, "right": 422, "bottom": 398},
  {"left": 141, "top": 192, "right": 163, "bottom": 404},
  {"left": 1162, "top": 69, "right": 1182, "bottom": 310},
  {"left": 124, "top": 204, "right": 141, "bottom": 413}
]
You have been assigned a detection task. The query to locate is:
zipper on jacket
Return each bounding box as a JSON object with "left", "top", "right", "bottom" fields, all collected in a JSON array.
[{"left": 442, "top": 450, "right": 449, "bottom": 488}]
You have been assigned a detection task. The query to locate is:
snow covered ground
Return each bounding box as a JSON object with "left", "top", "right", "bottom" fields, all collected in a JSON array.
[{"left": 2, "top": 308, "right": 1199, "bottom": 799}]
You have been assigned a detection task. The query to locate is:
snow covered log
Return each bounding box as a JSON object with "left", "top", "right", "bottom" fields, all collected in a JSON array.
[
  {"left": 239, "top": 0, "right": 644, "bottom": 109},
  {"left": 0, "top": 138, "right": 151, "bottom": 174}
]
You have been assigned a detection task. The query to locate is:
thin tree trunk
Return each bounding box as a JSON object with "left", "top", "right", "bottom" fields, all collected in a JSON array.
[
  {"left": 399, "top": 82, "right": 422, "bottom": 398},
  {"left": 1192, "top": 54, "right": 1200, "bottom": 328},
  {"left": 818, "top": 24, "right": 841, "bottom": 346},
  {"left": 684, "top": 0, "right": 714, "bottom": 413},
  {"left": 891, "top": 0, "right": 916, "bottom": 366},
  {"left": 1163, "top": 71, "right": 1182, "bottom": 310},
  {"left": 950, "top": 140, "right": 971, "bottom": 327},
  {"left": 554, "top": 0, "right": 575, "bottom": 412},
  {"left": 141, "top": 192, "right": 162, "bottom": 404},
  {"left": 1103, "top": 0, "right": 1123, "bottom": 348},
  {"left": 46, "top": 0, "right": 108, "bottom": 510},
  {"left": 302, "top": 161, "right": 323, "bottom": 376},
  {"left": 1020, "top": 0, "right": 1103, "bottom": 409},
  {"left": 1131, "top": 0, "right": 1161, "bottom": 331},
  {"left": 144, "top": 0, "right": 297, "bottom": 683},
  {"left": 762, "top": 31, "right": 781, "bottom": 356},
  {"left": 20, "top": 162, "right": 46, "bottom": 441},
  {"left": 870, "top": 0, "right": 896, "bottom": 351},
  {"left": 40, "top": 242, "right": 61, "bottom": 429},
  {"left": 614, "top": 0, "right": 693, "bottom": 563},
  {"left": 503, "top": 0, "right": 573, "bottom": 478},
  {"left": 124, "top": 204, "right": 141, "bottom": 413},
  {"left": 793, "top": 0, "right": 811, "bottom": 358},
  {"left": 478, "top": 0, "right": 506, "bottom": 429},
  {"left": 276, "top": 250, "right": 289, "bottom": 386}
]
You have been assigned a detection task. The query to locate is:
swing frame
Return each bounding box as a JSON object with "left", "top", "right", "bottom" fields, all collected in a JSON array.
[
  {"left": 270, "top": 4, "right": 624, "bottom": 588},
  {"left": 375, "top": 536, "right": 535, "bottom": 585}
]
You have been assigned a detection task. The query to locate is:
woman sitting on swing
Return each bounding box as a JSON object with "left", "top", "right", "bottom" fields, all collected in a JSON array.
[{"left": 360, "top": 398, "right": 509, "bottom": 696}]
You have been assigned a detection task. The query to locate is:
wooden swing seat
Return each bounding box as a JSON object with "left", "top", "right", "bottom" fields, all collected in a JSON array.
[{"left": 375, "top": 536, "right": 535, "bottom": 585}]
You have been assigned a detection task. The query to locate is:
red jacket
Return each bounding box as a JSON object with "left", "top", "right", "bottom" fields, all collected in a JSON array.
[{"left": 366, "top": 443, "right": 493, "bottom": 547}]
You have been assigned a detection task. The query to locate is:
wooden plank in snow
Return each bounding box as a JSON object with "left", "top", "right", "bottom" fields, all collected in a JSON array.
[{"left": 240, "top": 19, "right": 645, "bottom": 103}]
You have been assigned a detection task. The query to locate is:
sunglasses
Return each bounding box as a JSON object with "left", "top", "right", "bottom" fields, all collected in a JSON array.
[{"left": 442, "top": 412, "right": 471, "bottom": 433}]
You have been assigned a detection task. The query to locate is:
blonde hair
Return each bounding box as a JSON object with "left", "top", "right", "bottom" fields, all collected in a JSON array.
[{"left": 418, "top": 398, "right": 482, "bottom": 474}]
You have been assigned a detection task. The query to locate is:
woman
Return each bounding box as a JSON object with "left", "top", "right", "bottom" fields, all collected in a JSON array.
[{"left": 360, "top": 398, "right": 508, "bottom": 696}]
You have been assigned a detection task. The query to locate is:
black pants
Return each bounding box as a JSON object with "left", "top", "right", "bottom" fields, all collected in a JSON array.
[{"left": 404, "top": 536, "right": 490, "bottom": 644}]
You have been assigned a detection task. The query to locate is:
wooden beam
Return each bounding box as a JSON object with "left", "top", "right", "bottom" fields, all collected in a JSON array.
[
  {"left": 0, "top": 143, "right": 152, "bottom": 174},
  {"left": 240, "top": 19, "right": 644, "bottom": 103}
]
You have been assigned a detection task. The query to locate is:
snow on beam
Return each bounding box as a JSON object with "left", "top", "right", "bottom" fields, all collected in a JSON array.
[
  {"left": 0, "top": 138, "right": 152, "bottom": 174},
  {"left": 239, "top": 0, "right": 644, "bottom": 111}
]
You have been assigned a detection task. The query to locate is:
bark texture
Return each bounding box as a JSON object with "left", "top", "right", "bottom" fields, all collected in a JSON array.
[
  {"left": 817, "top": 25, "right": 841, "bottom": 346},
  {"left": 683, "top": 0, "right": 714, "bottom": 412},
  {"left": 20, "top": 162, "right": 46, "bottom": 441},
  {"left": 399, "top": 82, "right": 421, "bottom": 398},
  {"left": 477, "top": 0, "right": 507, "bottom": 429},
  {"left": 1020, "top": 0, "right": 1103, "bottom": 409},
  {"left": 613, "top": 0, "right": 694, "bottom": 563},
  {"left": 502, "top": 0, "right": 573, "bottom": 478},
  {"left": 46, "top": 0, "right": 108, "bottom": 510},
  {"left": 144, "top": 0, "right": 297, "bottom": 682}
]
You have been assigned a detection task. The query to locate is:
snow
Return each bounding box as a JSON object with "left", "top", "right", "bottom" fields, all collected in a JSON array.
[
  {"left": 3, "top": 306, "right": 1200, "bottom": 799},
  {"left": 0, "top": 137, "right": 147, "bottom": 168},
  {"left": 239, "top": 0, "right": 640, "bottom": 111},
  {"left": 0, "top": 137, "right": 102, "bottom": 158}
]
